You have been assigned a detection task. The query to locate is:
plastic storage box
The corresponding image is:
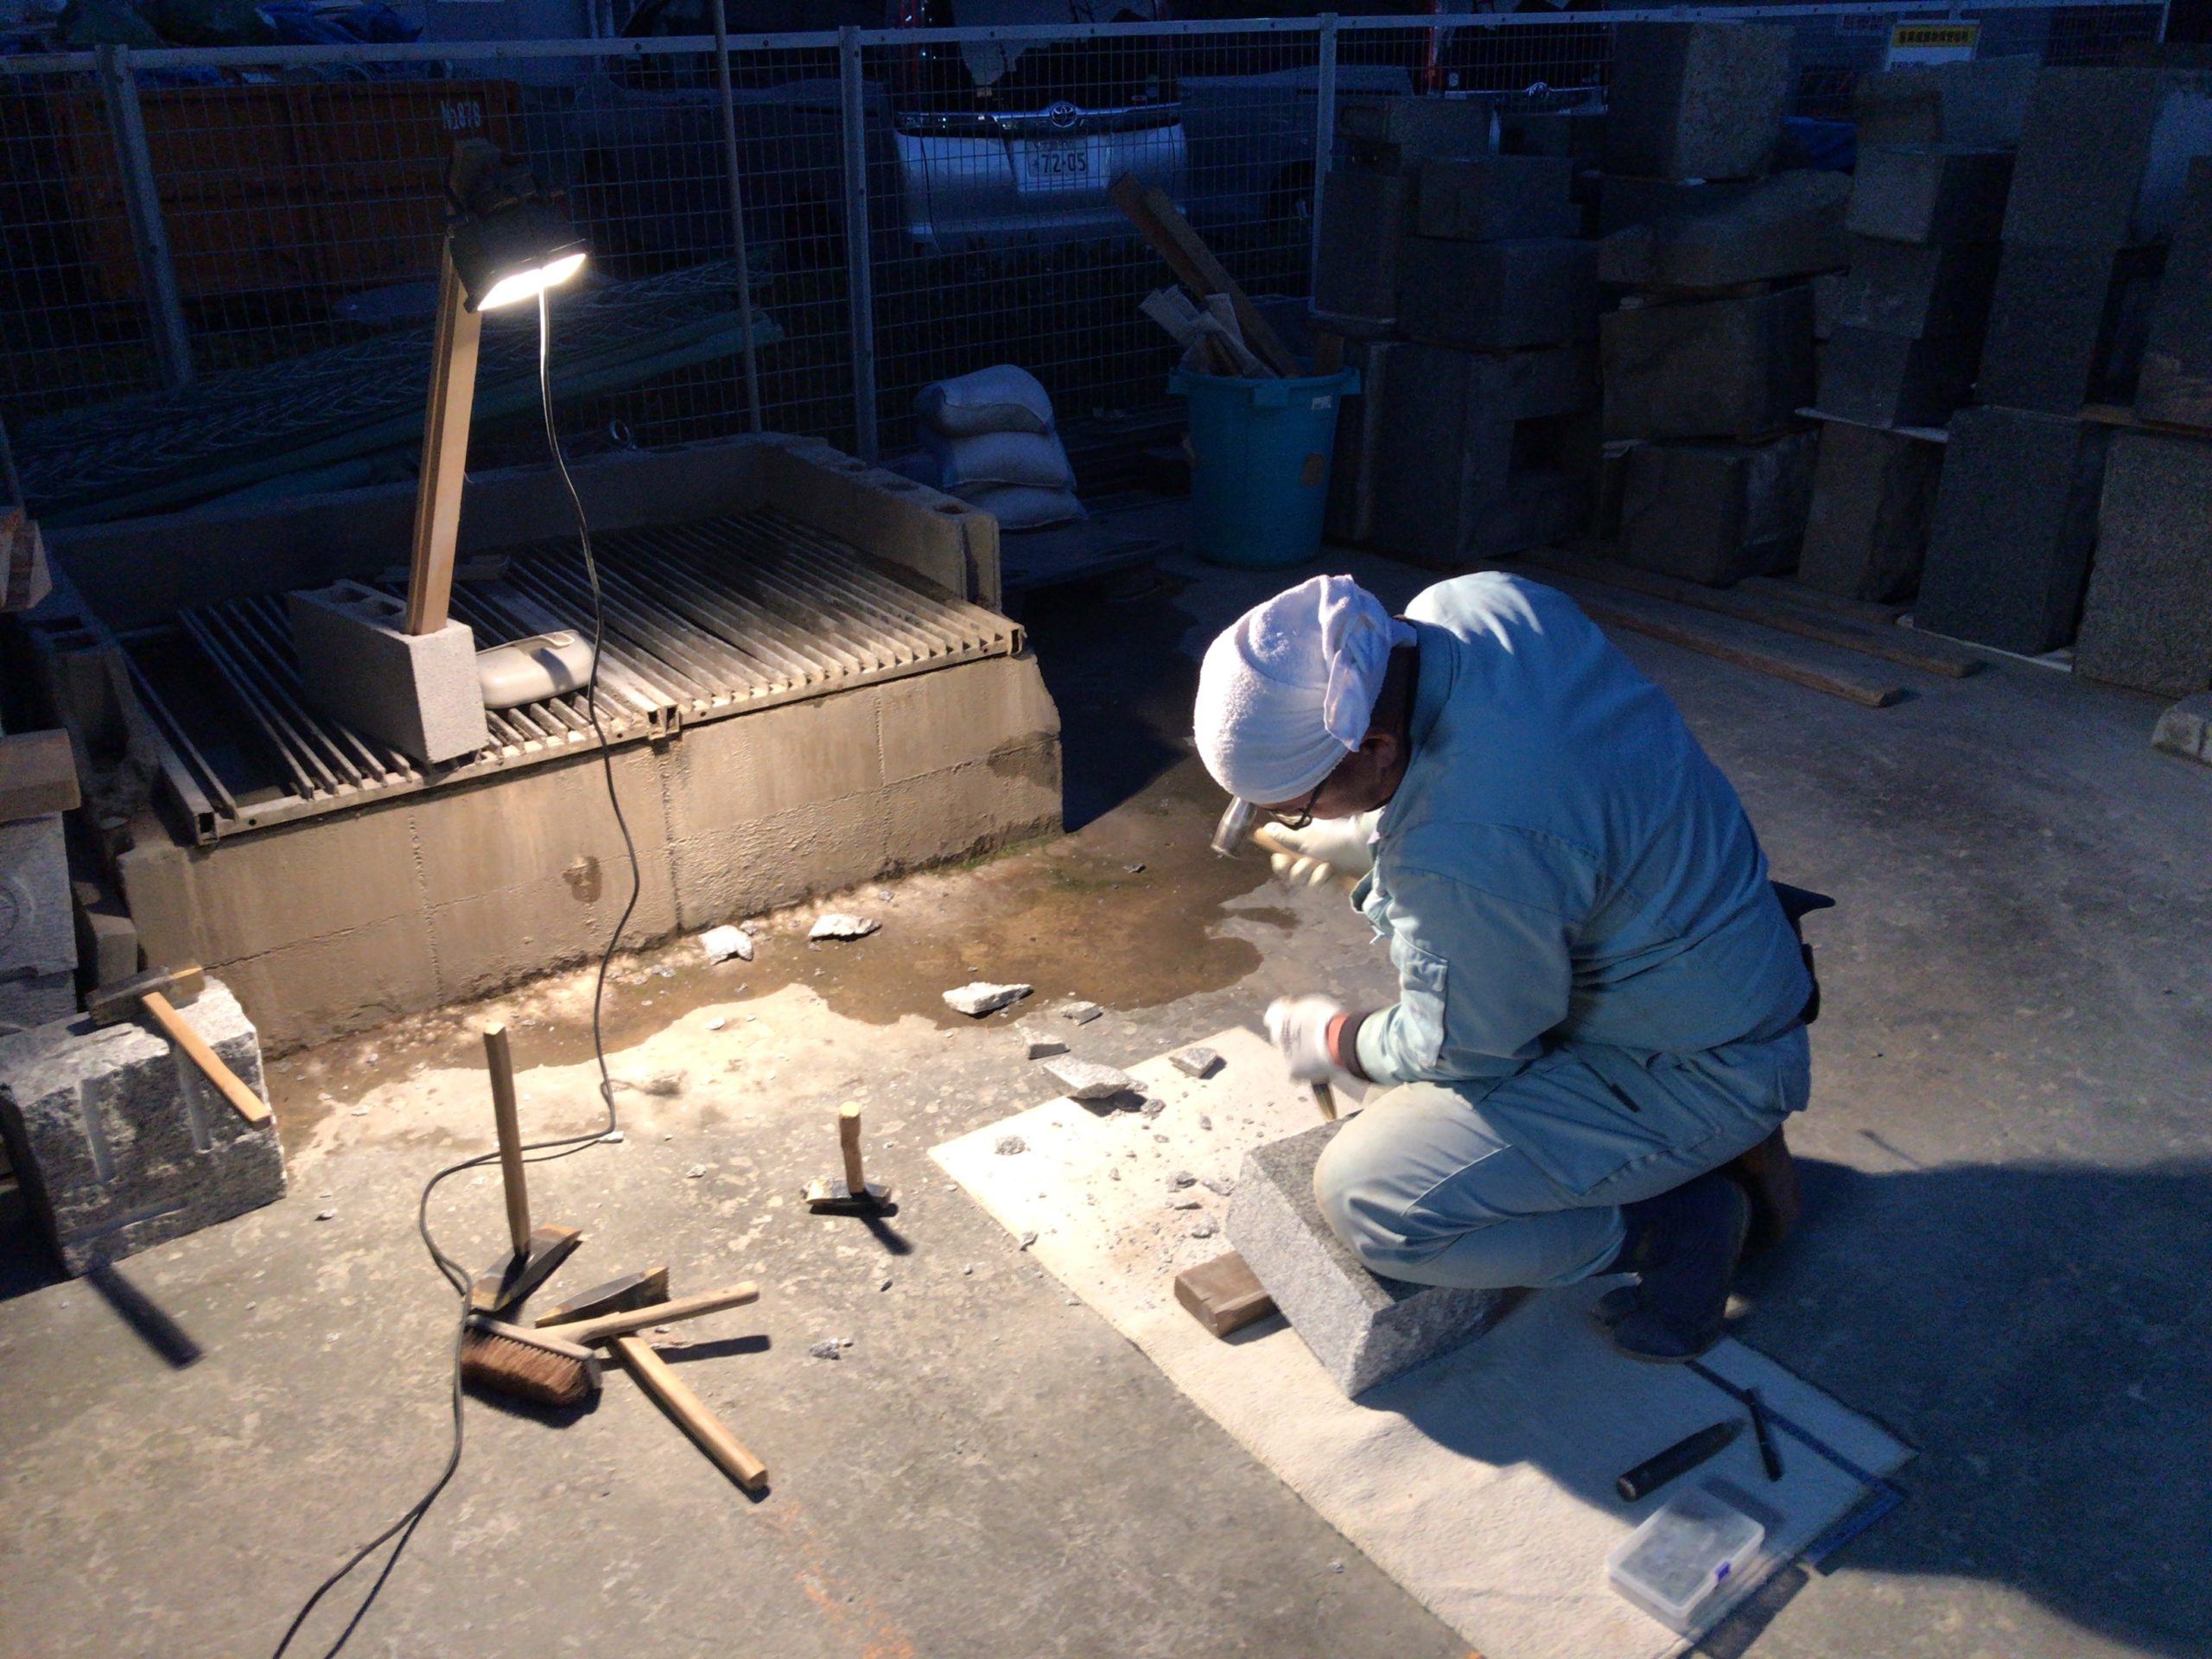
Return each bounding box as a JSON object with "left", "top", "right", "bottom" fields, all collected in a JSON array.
[{"left": 1606, "top": 1485, "right": 1765, "bottom": 1634}]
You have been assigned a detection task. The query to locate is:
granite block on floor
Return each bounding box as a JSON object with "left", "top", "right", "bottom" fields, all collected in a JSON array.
[
  {"left": 1979, "top": 242, "right": 2167, "bottom": 414},
  {"left": 2136, "top": 156, "right": 2212, "bottom": 432},
  {"left": 1416, "top": 154, "right": 1577, "bottom": 242},
  {"left": 1313, "top": 169, "right": 1413, "bottom": 327},
  {"left": 1399, "top": 236, "right": 1598, "bottom": 350},
  {"left": 1917, "top": 406, "right": 2109, "bottom": 654},
  {"left": 1, "top": 810, "right": 76, "bottom": 984},
  {"left": 0, "top": 979, "right": 285, "bottom": 1274},
  {"left": 1853, "top": 55, "right": 2037, "bottom": 148},
  {"left": 1819, "top": 325, "right": 1981, "bottom": 428},
  {"left": 1847, "top": 144, "right": 2015, "bottom": 245},
  {"left": 1599, "top": 168, "right": 1851, "bottom": 290},
  {"left": 1619, "top": 430, "right": 1818, "bottom": 586},
  {"left": 1797, "top": 421, "right": 1945, "bottom": 602},
  {"left": 1602, "top": 286, "right": 1815, "bottom": 441},
  {"left": 1831, "top": 238, "right": 2001, "bottom": 340},
  {"left": 1227, "top": 1121, "right": 1508, "bottom": 1398},
  {"left": 2074, "top": 429, "right": 2212, "bottom": 697},
  {"left": 1596, "top": 175, "right": 1758, "bottom": 238},
  {"left": 2003, "top": 68, "right": 2212, "bottom": 248},
  {"left": 1604, "top": 22, "right": 1794, "bottom": 183}
]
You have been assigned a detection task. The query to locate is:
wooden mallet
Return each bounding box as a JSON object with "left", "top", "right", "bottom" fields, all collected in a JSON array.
[
  {"left": 804, "top": 1102, "right": 893, "bottom": 1214},
  {"left": 84, "top": 963, "right": 269, "bottom": 1126},
  {"left": 467, "top": 1022, "right": 582, "bottom": 1314}
]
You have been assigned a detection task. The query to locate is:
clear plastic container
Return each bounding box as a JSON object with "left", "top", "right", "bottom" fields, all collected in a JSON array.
[{"left": 1606, "top": 1485, "right": 1765, "bottom": 1634}]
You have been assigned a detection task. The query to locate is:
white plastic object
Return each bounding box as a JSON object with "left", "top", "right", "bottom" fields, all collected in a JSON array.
[
  {"left": 1606, "top": 1485, "right": 1764, "bottom": 1635},
  {"left": 477, "top": 631, "right": 594, "bottom": 709}
]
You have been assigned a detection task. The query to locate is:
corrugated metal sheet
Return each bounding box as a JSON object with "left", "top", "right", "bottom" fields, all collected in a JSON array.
[{"left": 127, "top": 505, "right": 1021, "bottom": 842}]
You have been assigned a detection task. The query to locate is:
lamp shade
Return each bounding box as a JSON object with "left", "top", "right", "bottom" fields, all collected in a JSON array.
[{"left": 448, "top": 197, "right": 588, "bottom": 313}]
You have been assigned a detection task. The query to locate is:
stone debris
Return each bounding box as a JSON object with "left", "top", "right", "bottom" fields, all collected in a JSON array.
[
  {"left": 1199, "top": 1116, "right": 1213, "bottom": 1131},
  {"left": 806, "top": 1339, "right": 846, "bottom": 1360},
  {"left": 880, "top": 1277, "right": 893, "bottom": 1292},
  {"left": 1169, "top": 1197, "right": 1203, "bottom": 1211},
  {"left": 1141, "top": 1098, "right": 1166, "bottom": 1118},
  {"left": 963, "top": 1263, "right": 976, "bottom": 1275},
  {"left": 706, "top": 1015, "right": 727, "bottom": 1031},
  {"left": 810, "top": 913, "right": 880, "bottom": 941},
  {"left": 1041, "top": 1057, "right": 1137, "bottom": 1101},
  {"left": 995, "top": 1135, "right": 1027, "bottom": 1156},
  {"left": 1019, "top": 1230, "right": 1039, "bottom": 1250},
  {"left": 1190, "top": 1220, "right": 1218, "bottom": 1239},
  {"left": 1168, "top": 1170, "right": 1198, "bottom": 1189},
  {"left": 315, "top": 1208, "right": 336, "bottom": 1221},
  {"left": 684, "top": 1164, "right": 707, "bottom": 1179},
  {"left": 600, "top": 1129, "right": 625, "bottom": 1144},
  {"left": 619, "top": 1071, "right": 686, "bottom": 1097},
  {"left": 1170, "top": 1046, "right": 1224, "bottom": 1079},
  {"left": 1060, "top": 1001, "right": 1103, "bottom": 1024},
  {"left": 699, "top": 925, "right": 753, "bottom": 964},
  {"left": 1026, "top": 1039, "right": 1069, "bottom": 1060},
  {"left": 1202, "top": 1175, "right": 1236, "bottom": 1198},
  {"left": 944, "top": 981, "right": 1033, "bottom": 1017},
  {"left": 348, "top": 1104, "right": 369, "bottom": 1116}
]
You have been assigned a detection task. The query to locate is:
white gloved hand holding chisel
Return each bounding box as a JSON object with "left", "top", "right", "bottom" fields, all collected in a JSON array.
[{"left": 1251, "top": 811, "right": 1380, "bottom": 888}]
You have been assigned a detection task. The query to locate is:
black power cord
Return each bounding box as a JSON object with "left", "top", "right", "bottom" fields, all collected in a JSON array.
[{"left": 269, "top": 285, "right": 642, "bottom": 1658}]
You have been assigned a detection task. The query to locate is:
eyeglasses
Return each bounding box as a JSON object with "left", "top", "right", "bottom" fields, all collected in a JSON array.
[{"left": 1268, "top": 784, "right": 1323, "bottom": 832}]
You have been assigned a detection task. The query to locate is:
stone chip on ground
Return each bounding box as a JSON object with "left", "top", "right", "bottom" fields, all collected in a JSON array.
[
  {"left": 944, "top": 982, "right": 1033, "bottom": 1017},
  {"left": 1060, "top": 1001, "right": 1103, "bottom": 1024},
  {"left": 1040, "top": 1057, "right": 1138, "bottom": 1101},
  {"left": 1026, "top": 1039, "right": 1069, "bottom": 1060},
  {"left": 698, "top": 925, "right": 753, "bottom": 963},
  {"left": 1170, "top": 1046, "right": 1224, "bottom": 1079},
  {"left": 995, "top": 1135, "right": 1027, "bottom": 1156},
  {"left": 810, "top": 913, "right": 880, "bottom": 941}
]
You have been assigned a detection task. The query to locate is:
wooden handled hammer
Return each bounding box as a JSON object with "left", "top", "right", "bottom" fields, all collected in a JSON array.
[{"left": 85, "top": 964, "right": 270, "bottom": 1126}]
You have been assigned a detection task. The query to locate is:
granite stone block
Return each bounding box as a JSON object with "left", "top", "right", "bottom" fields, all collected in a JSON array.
[
  {"left": 2152, "top": 691, "right": 2212, "bottom": 764},
  {"left": 1398, "top": 236, "right": 1599, "bottom": 350},
  {"left": 1602, "top": 286, "right": 1815, "bottom": 441},
  {"left": 1853, "top": 55, "right": 2037, "bottom": 148},
  {"left": 1818, "top": 326, "right": 1980, "bottom": 428},
  {"left": 1797, "top": 421, "right": 1945, "bottom": 602},
  {"left": 1604, "top": 22, "right": 1794, "bottom": 183},
  {"left": 2004, "top": 68, "right": 2212, "bottom": 247},
  {"left": 1979, "top": 242, "right": 2166, "bottom": 413},
  {"left": 0, "top": 979, "right": 285, "bottom": 1274},
  {"left": 1847, "top": 145, "right": 2016, "bottom": 245},
  {"left": 1596, "top": 175, "right": 1758, "bottom": 238},
  {"left": 1416, "top": 154, "right": 1578, "bottom": 242},
  {"left": 1338, "top": 96, "right": 1493, "bottom": 171},
  {"left": 0, "top": 969, "right": 75, "bottom": 1032},
  {"left": 1, "top": 811, "right": 75, "bottom": 982},
  {"left": 1324, "top": 336, "right": 1397, "bottom": 543},
  {"left": 2136, "top": 157, "right": 2212, "bottom": 431},
  {"left": 1226, "top": 1122, "right": 1508, "bottom": 1398},
  {"left": 1831, "top": 238, "right": 2001, "bottom": 340},
  {"left": 1619, "top": 431, "right": 1817, "bottom": 586},
  {"left": 1599, "top": 169, "right": 1851, "bottom": 290},
  {"left": 288, "top": 580, "right": 487, "bottom": 765},
  {"left": 1313, "top": 169, "right": 1413, "bottom": 327},
  {"left": 1917, "top": 406, "right": 2109, "bottom": 654},
  {"left": 2075, "top": 429, "right": 2212, "bottom": 696}
]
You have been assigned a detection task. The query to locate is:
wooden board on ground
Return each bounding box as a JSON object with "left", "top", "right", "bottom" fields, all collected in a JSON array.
[
  {"left": 1738, "top": 575, "right": 1907, "bottom": 623},
  {"left": 1175, "top": 1251, "right": 1278, "bottom": 1338},
  {"left": 1522, "top": 550, "right": 1984, "bottom": 679},
  {"left": 1508, "top": 567, "right": 1913, "bottom": 709}
]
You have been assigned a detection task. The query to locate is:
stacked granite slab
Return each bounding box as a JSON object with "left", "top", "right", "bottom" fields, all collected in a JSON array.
[
  {"left": 1799, "top": 138, "right": 2014, "bottom": 601},
  {"left": 1590, "top": 23, "right": 1833, "bottom": 585},
  {"left": 1318, "top": 99, "right": 1598, "bottom": 560},
  {"left": 1, "top": 729, "right": 81, "bottom": 1033},
  {"left": 1920, "top": 68, "right": 2212, "bottom": 654}
]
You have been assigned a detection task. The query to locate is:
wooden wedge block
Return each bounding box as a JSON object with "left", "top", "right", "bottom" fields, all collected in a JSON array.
[{"left": 1175, "top": 1251, "right": 1277, "bottom": 1338}]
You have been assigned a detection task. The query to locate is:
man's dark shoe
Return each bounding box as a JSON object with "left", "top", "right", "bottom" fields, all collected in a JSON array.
[{"left": 1601, "top": 1173, "right": 1751, "bottom": 1362}]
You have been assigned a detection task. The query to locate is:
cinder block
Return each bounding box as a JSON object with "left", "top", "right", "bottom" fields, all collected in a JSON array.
[
  {"left": 1979, "top": 242, "right": 2166, "bottom": 413},
  {"left": 1853, "top": 55, "right": 2037, "bottom": 148},
  {"left": 1818, "top": 326, "right": 1980, "bottom": 428},
  {"left": 1601, "top": 286, "right": 1815, "bottom": 441},
  {"left": 1313, "top": 170, "right": 1412, "bottom": 327},
  {"left": 2003, "top": 69, "right": 2212, "bottom": 247},
  {"left": 1398, "top": 237, "right": 1598, "bottom": 350},
  {"left": 1597, "top": 175, "right": 1758, "bottom": 239},
  {"left": 1847, "top": 144, "right": 2016, "bottom": 245},
  {"left": 2136, "top": 156, "right": 2212, "bottom": 431},
  {"left": 2, "top": 812, "right": 75, "bottom": 982},
  {"left": 1619, "top": 431, "right": 1818, "bottom": 586},
  {"left": 1830, "top": 238, "right": 2001, "bottom": 340},
  {"left": 1415, "top": 154, "right": 1578, "bottom": 242},
  {"left": 2074, "top": 429, "right": 2212, "bottom": 696},
  {"left": 1226, "top": 1122, "right": 1508, "bottom": 1398},
  {"left": 1797, "top": 421, "right": 1945, "bottom": 602},
  {"left": 2152, "top": 692, "right": 2212, "bottom": 764},
  {"left": 1338, "top": 96, "right": 1492, "bottom": 170},
  {"left": 1603, "top": 22, "right": 1794, "bottom": 183},
  {"left": 0, "top": 979, "right": 284, "bottom": 1274},
  {"left": 287, "top": 580, "right": 488, "bottom": 765},
  {"left": 1917, "top": 407, "right": 2109, "bottom": 654},
  {"left": 1599, "top": 169, "right": 1852, "bottom": 289}
]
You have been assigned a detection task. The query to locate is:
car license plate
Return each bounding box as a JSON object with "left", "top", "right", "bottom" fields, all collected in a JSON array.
[{"left": 1024, "top": 137, "right": 1090, "bottom": 186}]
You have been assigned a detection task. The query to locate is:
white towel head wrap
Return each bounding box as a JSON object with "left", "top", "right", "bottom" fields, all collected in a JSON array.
[{"left": 1192, "top": 575, "right": 1415, "bottom": 804}]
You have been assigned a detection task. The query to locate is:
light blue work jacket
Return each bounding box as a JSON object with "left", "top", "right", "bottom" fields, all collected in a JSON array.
[{"left": 1351, "top": 573, "right": 1810, "bottom": 1087}]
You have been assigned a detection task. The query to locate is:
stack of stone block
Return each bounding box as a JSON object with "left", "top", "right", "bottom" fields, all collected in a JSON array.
[
  {"left": 1, "top": 729, "right": 81, "bottom": 1033},
  {"left": 1796, "top": 107, "right": 2018, "bottom": 602},
  {"left": 1594, "top": 22, "right": 1834, "bottom": 586},
  {"left": 1318, "top": 95, "right": 1601, "bottom": 562},
  {"left": 1919, "top": 68, "right": 2212, "bottom": 656},
  {"left": 2071, "top": 157, "right": 2212, "bottom": 699}
]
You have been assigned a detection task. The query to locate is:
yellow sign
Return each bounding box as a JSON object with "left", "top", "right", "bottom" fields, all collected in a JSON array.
[{"left": 1887, "top": 21, "right": 1980, "bottom": 65}]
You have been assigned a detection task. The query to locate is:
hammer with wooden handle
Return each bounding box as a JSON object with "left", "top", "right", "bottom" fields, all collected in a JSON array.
[{"left": 83, "top": 964, "right": 269, "bottom": 1126}]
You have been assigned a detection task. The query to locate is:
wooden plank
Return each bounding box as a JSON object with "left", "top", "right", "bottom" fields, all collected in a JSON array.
[
  {"left": 1174, "top": 1251, "right": 1277, "bottom": 1338},
  {"left": 613, "top": 1335, "right": 769, "bottom": 1491},
  {"left": 1523, "top": 550, "right": 1983, "bottom": 678},
  {"left": 404, "top": 248, "right": 481, "bottom": 636},
  {"left": 1109, "top": 173, "right": 1301, "bottom": 377},
  {"left": 0, "top": 730, "right": 80, "bottom": 819},
  {"left": 1521, "top": 569, "right": 1911, "bottom": 708},
  {"left": 1738, "top": 575, "right": 1907, "bottom": 623}
]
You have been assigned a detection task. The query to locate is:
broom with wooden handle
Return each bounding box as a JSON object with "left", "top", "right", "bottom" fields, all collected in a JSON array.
[{"left": 460, "top": 1282, "right": 760, "bottom": 1404}]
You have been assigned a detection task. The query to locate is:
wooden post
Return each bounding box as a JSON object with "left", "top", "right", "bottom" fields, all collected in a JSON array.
[
  {"left": 838, "top": 1102, "right": 867, "bottom": 1195},
  {"left": 404, "top": 244, "right": 482, "bottom": 637},
  {"left": 483, "top": 1023, "right": 531, "bottom": 1257}
]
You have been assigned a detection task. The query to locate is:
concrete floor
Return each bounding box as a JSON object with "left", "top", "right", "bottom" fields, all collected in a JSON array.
[{"left": 3, "top": 506, "right": 2207, "bottom": 1659}]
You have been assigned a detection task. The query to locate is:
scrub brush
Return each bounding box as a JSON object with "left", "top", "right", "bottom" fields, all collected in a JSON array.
[{"left": 459, "top": 1316, "right": 602, "bottom": 1407}]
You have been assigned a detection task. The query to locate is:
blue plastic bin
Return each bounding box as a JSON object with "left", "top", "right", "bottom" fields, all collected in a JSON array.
[{"left": 1168, "top": 364, "right": 1359, "bottom": 569}]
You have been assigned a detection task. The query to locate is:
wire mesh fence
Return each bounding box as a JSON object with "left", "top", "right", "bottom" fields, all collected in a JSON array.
[{"left": 0, "top": 3, "right": 2169, "bottom": 523}]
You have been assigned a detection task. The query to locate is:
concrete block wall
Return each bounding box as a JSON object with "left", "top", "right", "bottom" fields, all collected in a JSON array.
[{"left": 120, "top": 653, "right": 1060, "bottom": 1052}]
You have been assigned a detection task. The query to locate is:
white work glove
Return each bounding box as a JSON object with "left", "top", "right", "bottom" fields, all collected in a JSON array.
[
  {"left": 1251, "top": 811, "right": 1379, "bottom": 888},
  {"left": 1266, "top": 994, "right": 1344, "bottom": 1083}
]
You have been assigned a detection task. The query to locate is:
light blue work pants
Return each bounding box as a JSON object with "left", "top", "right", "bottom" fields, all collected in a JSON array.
[{"left": 1312, "top": 1025, "right": 1811, "bottom": 1290}]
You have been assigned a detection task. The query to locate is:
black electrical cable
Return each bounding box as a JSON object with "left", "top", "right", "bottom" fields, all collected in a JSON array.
[{"left": 268, "top": 284, "right": 641, "bottom": 1659}]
